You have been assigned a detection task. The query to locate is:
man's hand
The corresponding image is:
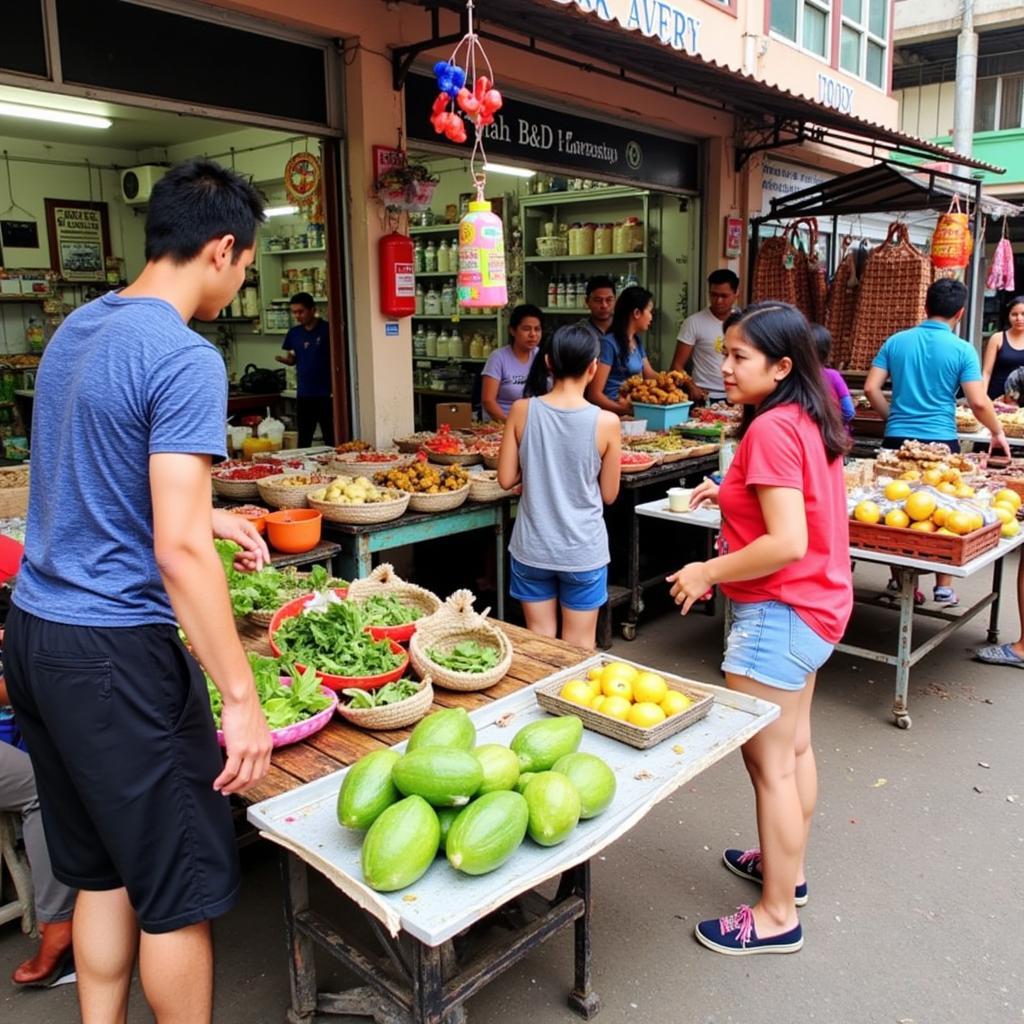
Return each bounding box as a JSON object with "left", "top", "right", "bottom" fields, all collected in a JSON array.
[
  {"left": 688, "top": 383, "right": 708, "bottom": 403},
  {"left": 991, "top": 431, "right": 1012, "bottom": 458},
  {"left": 214, "top": 692, "right": 272, "bottom": 795},
  {"left": 212, "top": 508, "right": 270, "bottom": 573}
]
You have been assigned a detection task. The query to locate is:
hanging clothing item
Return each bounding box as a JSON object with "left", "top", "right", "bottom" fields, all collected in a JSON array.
[{"left": 987, "top": 223, "right": 1015, "bottom": 293}]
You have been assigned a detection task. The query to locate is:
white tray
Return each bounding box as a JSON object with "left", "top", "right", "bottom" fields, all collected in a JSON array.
[{"left": 247, "top": 657, "right": 779, "bottom": 947}]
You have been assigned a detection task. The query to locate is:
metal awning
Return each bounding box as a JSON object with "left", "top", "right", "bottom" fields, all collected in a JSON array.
[{"left": 396, "top": 0, "right": 1006, "bottom": 175}]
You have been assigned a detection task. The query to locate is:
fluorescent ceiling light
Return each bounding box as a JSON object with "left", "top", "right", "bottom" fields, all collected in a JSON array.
[
  {"left": 264, "top": 205, "right": 299, "bottom": 218},
  {"left": 484, "top": 162, "right": 535, "bottom": 178},
  {"left": 0, "top": 101, "right": 111, "bottom": 129}
]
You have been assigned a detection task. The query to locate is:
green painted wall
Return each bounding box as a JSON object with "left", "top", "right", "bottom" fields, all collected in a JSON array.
[{"left": 932, "top": 130, "right": 1024, "bottom": 186}]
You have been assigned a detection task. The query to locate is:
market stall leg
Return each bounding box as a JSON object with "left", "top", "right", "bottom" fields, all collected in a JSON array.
[
  {"left": 623, "top": 497, "right": 643, "bottom": 641},
  {"left": 564, "top": 862, "right": 600, "bottom": 1020},
  {"left": 987, "top": 555, "right": 1004, "bottom": 645},
  {"left": 282, "top": 853, "right": 318, "bottom": 1024},
  {"left": 892, "top": 566, "right": 918, "bottom": 730}
]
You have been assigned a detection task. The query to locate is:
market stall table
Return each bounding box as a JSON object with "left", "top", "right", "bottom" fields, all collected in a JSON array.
[
  {"left": 958, "top": 431, "right": 1024, "bottom": 450},
  {"left": 268, "top": 539, "right": 341, "bottom": 573},
  {"left": 236, "top": 620, "right": 778, "bottom": 1023},
  {"left": 635, "top": 498, "right": 1024, "bottom": 729}
]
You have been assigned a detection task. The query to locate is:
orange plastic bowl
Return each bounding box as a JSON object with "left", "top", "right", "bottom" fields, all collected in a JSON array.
[
  {"left": 265, "top": 508, "right": 322, "bottom": 553},
  {"left": 228, "top": 504, "right": 270, "bottom": 535}
]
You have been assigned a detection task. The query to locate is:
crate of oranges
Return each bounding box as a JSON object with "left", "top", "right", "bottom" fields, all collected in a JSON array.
[
  {"left": 535, "top": 657, "right": 714, "bottom": 750},
  {"left": 849, "top": 478, "right": 1006, "bottom": 565}
]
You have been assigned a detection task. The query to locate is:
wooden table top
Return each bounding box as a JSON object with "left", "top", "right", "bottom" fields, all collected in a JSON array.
[{"left": 237, "top": 617, "right": 588, "bottom": 805}]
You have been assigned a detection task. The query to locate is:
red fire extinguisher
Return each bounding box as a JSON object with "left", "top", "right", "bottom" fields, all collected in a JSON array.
[{"left": 379, "top": 232, "right": 416, "bottom": 317}]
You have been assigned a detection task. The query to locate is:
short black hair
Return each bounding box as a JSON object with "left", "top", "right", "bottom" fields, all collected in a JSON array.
[
  {"left": 810, "top": 323, "right": 833, "bottom": 363},
  {"left": 290, "top": 293, "right": 315, "bottom": 309},
  {"left": 586, "top": 275, "right": 615, "bottom": 297},
  {"left": 708, "top": 269, "right": 739, "bottom": 291},
  {"left": 925, "top": 278, "right": 967, "bottom": 319},
  {"left": 144, "top": 158, "right": 265, "bottom": 264}
]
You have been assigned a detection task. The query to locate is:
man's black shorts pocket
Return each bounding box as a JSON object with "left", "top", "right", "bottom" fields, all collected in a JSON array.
[{"left": 33, "top": 654, "right": 113, "bottom": 732}]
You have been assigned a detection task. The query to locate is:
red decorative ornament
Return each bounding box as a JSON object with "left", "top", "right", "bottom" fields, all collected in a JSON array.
[{"left": 283, "top": 151, "right": 323, "bottom": 224}]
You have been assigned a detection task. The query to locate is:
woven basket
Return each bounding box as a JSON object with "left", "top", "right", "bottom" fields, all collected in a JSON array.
[
  {"left": 0, "top": 466, "right": 29, "bottom": 517},
  {"left": 468, "top": 471, "right": 517, "bottom": 503},
  {"left": 423, "top": 449, "right": 483, "bottom": 466},
  {"left": 212, "top": 476, "right": 262, "bottom": 500},
  {"left": 407, "top": 483, "right": 470, "bottom": 513},
  {"left": 848, "top": 519, "right": 1000, "bottom": 566},
  {"left": 409, "top": 590, "right": 512, "bottom": 691},
  {"left": 336, "top": 678, "right": 435, "bottom": 730},
  {"left": 393, "top": 433, "right": 434, "bottom": 453},
  {"left": 848, "top": 222, "right": 930, "bottom": 371},
  {"left": 482, "top": 452, "right": 500, "bottom": 470},
  {"left": 256, "top": 473, "right": 331, "bottom": 509},
  {"left": 328, "top": 452, "right": 415, "bottom": 477},
  {"left": 307, "top": 487, "right": 409, "bottom": 524},
  {"left": 825, "top": 240, "right": 863, "bottom": 369},
  {"left": 1002, "top": 420, "right": 1024, "bottom": 438},
  {"left": 346, "top": 563, "right": 443, "bottom": 627},
  {"left": 244, "top": 570, "right": 344, "bottom": 627},
  {"left": 752, "top": 218, "right": 816, "bottom": 321}
]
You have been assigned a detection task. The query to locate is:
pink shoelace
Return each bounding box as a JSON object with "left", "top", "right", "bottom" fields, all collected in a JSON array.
[
  {"left": 719, "top": 904, "right": 755, "bottom": 946},
  {"left": 737, "top": 848, "right": 762, "bottom": 870}
]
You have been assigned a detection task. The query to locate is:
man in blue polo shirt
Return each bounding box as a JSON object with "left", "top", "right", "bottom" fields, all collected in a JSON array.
[
  {"left": 865, "top": 278, "right": 1009, "bottom": 605},
  {"left": 276, "top": 292, "right": 333, "bottom": 447}
]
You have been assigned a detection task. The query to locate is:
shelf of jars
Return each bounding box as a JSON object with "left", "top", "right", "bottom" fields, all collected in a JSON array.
[
  {"left": 409, "top": 223, "right": 459, "bottom": 235},
  {"left": 524, "top": 253, "right": 649, "bottom": 263}
]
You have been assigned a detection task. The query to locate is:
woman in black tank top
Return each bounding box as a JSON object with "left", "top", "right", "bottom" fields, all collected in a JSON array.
[{"left": 983, "top": 296, "right": 1024, "bottom": 399}]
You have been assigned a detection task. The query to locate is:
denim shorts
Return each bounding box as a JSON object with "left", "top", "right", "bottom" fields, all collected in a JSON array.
[
  {"left": 509, "top": 556, "right": 608, "bottom": 612},
  {"left": 721, "top": 600, "right": 834, "bottom": 691}
]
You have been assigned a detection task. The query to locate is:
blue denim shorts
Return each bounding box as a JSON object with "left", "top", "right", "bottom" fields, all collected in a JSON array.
[
  {"left": 721, "top": 600, "right": 834, "bottom": 691},
  {"left": 509, "top": 556, "right": 608, "bottom": 612}
]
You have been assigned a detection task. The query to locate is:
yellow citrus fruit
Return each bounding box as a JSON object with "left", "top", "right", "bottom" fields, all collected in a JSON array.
[
  {"left": 591, "top": 695, "right": 606, "bottom": 712},
  {"left": 966, "top": 512, "right": 984, "bottom": 532},
  {"left": 941, "top": 468, "right": 961, "bottom": 483},
  {"left": 884, "top": 480, "right": 912, "bottom": 501},
  {"left": 586, "top": 667, "right": 604, "bottom": 682},
  {"left": 936, "top": 527, "right": 957, "bottom": 536},
  {"left": 601, "top": 661, "right": 638, "bottom": 685},
  {"left": 945, "top": 510, "right": 974, "bottom": 535},
  {"left": 910, "top": 520, "right": 936, "bottom": 532},
  {"left": 633, "top": 671, "right": 669, "bottom": 704},
  {"left": 900, "top": 470, "right": 921, "bottom": 481},
  {"left": 1002, "top": 519, "right": 1021, "bottom": 539},
  {"left": 955, "top": 485, "right": 975, "bottom": 499},
  {"left": 884, "top": 509, "right": 910, "bottom": 529},
  {"left": 992, "top": 505, "right": 1015, "bottom": 525},
  {"left": 854, "top": 500, "right": 882, "bottom": 524},
  {"left": 600, "top": 695, "right": 632, "bottom": 721},
  {"left": 627, "top": 702, "right": 667, "bottom": 728},
  {"left": 931, "top": 507, "right": 949, "bottom": 527},
  {"left": 904, "top": 491, "right": 937, "bottom": 522},
  {"left": 921, "top": 468, "right": 943, "bottom": 486},
  {"left": 560, "top": 680, "right": 596, "bottom": 707},
  {"left": 994, "top": 489, "right": 1022, "bottom": 510},
  {"left": 601, "top": 676, "right": 634, "bottom": 701},
  {"left": 660, "top": 690, "right": 693, "bottom": 716},
  {"left": 937, "top": 481, "right": 958, "bottom": 496}
]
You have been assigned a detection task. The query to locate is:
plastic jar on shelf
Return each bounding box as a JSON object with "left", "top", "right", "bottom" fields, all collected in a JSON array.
[
  {"left": 593, "top": 224, "right": 613, "bottom": 255},
  {"left": 615, "top": 217, "right": 644, "bottom": 253},
  {"left": 577, "top": 223, "right": 595, "bottom": 255}
]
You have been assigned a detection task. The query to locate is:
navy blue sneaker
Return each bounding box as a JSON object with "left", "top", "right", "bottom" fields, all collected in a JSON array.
[
  {"left": 723, "top": 848, "right": 808, "bottom": 906},
  {"left": 695, "top": 905, "right": 803, "bottom": 956}
]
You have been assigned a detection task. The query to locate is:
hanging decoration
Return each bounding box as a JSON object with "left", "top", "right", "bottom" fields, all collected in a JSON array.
[
  {"left": 283, "top": 151, "right": 323, "bottom": 224},
  {"left": 930, "top": 195, "right": 971, "bottom": 277},
  {"left": 427, "top": 0, "right": 508, "bottom": 309},
  {"left": 986, "top": 217, "right": 1016, "bottom": 294}
]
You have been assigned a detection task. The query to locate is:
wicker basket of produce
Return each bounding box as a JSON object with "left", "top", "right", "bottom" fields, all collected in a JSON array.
[
  {"left": 408, "top": 483, "right": 470, "bottom": 512},
  {"left": 346, "top": 563, "right": 442, "bottom": 642},
  {"left": 409, "top": 590, "right": 512, "bottom": 691},
  {"left": 393, "top": 432, "right": 435, "bottom": 453},
  {"left": 425, "top": 449, "right": 483, "bottom": 466},
  {"left": 374, "top": 462, "right": 470, "bottom": 512},
  {"left": 256, "top": 473, "right": 332, "bottom": 509},
  {"left": 333, "top": 439, "right": 372, "bottom": 454},
  {"left": 336, "top": 677, "right": 435, "bottom": 730},
  {"left": 0, "top": 465, "right": 30, "bottom": 518},
  {"left": 328, "top": 451, "right": 415, "bottom": 477},
  {"left": 482, "top": 451, "right": 500, "bottom": 470},
  {"left": 468, "top": 471, "right": 518, "bottom": 503},
  {"left": 307, "top": 480, "right": 409, "bottom": 525},
  {"left": 212, "top": 462, "right": 284, "bottom": 500},
  {"left": 620, "top": 452, "right": 659, "bottom": 474}
]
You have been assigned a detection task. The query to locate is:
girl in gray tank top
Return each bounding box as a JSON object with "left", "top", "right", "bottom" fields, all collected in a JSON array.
[{"left": 498, "top": 324, "right": 622, "bottom": 649}]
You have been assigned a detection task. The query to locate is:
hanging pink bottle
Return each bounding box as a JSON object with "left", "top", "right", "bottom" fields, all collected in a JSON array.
[{"left": 457, "top": 199, "right": 507, "bottom": 308}]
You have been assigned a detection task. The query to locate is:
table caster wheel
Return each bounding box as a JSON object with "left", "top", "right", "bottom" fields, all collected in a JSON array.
[
  {"left": 621, "top": 622, "right": 637, "bottom": 641},
  {"left": 894, "top": 714, "right": 912, "bottom": 730}
]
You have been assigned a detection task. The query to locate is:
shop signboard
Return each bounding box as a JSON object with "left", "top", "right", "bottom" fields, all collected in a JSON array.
[
  {"left": 44, "top": 199, "right": 111, "bottom": 283},
  {"left": 406, "top": 74, "right": 699, "bottom": 194},
  {"left": 759, "top": 160, "right": 832, "bottom": 216},
  {"left": 548, "top": 0, "right": 707, "bottom": 55}
]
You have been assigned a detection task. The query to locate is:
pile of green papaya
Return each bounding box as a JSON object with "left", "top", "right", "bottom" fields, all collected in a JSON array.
[{"left": 337, "top": 707, "right": 617, "bottom": 893}]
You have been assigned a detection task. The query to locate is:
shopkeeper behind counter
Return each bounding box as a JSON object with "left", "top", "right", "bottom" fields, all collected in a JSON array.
[
  {"left": 275, "top": 292, "right": 334, "bottom": 447},
  {"left": 480, "top": 304, "right": 543, "bottom": 423},
  {"left": 586, "top": 286, "right": 659, "bottom": 417}
]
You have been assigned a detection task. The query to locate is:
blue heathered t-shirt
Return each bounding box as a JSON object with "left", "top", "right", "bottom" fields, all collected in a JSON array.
[
  {"left": 14, "top": 293, "right": 228, "bottom": 627},
  {"left": 598, "top": 332, "right": 647, "bottom": 400},
  {"left": 282, "top": 319, "right": 331, "bottom": 398},
  {"left": 871, "top": 320, "right": 982, "bottom": 440}
]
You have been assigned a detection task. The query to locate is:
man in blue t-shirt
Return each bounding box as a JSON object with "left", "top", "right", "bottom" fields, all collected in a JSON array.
[
  {"left": 276, "top": 292, "right": 334, "bottom": 447},
  {"left": 4, "top": 159, "right": 272, "bottom": 1021},
  {"left": 865, "top": 278, "right": 1009, "bottom": 605}
]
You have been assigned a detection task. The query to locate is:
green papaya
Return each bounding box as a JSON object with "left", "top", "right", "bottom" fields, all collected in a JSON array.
[
  {"left": 510, "top": 716, "right": 583, "bottom": 773},
  {"left": 514, "top": 772, "right": 536, "bottom": 795},
  {"left": 552, "top": 752, "right": 616, "bottom": 819},
  {"left": 446, "top": 791, "right": 529, "bottom": 875},
  {"left": 361, "top": 796, "right": 440, "bottom": 892},
  {"left": 336, "top": 749, "right": 401, "bottom": 830},
  {"left": 474, "top": 743, "right": 521, "bottom": 794},
  {"left": 524, "top": 771, "right": 581, "bottom": 847},
  {"left": 392, "top": 747, "right": 483, "bottom": 807},
  {"left": 406, "top": 707, "right": 476, "bottom": 752},
  {"left": 436, "top": 807, "right": 460, "bottom": 853}
]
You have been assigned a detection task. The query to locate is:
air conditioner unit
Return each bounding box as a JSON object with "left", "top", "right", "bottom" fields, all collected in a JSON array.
[{"left": 120, "top": 165, "right": 167, "bottom": 205}]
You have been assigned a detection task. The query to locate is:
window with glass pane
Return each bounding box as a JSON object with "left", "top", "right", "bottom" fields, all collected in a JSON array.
[
  {"left": 868, "top": 0, "right": 886, "bottom": 37},
  {"left": 840, "top": 26, "right": 861, "bottom": 72},
  {"left": 866, "top": 41, "right": 884, "bottom": 87},
  {"left": 771, "top": 0, "right": 798, "bottom": 40},
  {"left": 842, "top": 0, "right": 862, "bottom": 19},
  {"left": 975, "top": 78, "right": 998, "bottom": 132},
  {"left": 804, "top": 4, "right": 828, "bottom": 56},
  {"left": 999, "top": 75, "right": 1024, "bottom": 130}
]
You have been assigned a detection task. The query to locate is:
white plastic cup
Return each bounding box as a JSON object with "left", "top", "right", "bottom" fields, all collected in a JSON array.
[{"left": 667, "top": 487, "right": 693, "bottom": 512}]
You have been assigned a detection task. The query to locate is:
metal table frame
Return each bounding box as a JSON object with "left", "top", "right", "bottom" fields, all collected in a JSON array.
[{"left": 635, "top": 499, "right": 1024, "bottom": 728}]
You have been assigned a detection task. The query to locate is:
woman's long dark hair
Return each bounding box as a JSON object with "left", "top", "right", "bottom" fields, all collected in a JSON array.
[
  {"left": 610, "top": 286, "right": 653, "bottom": 365},
  {"left": 727, "top": 302, "right": 849, "bottom": 463},
  {"left": 524, "top": 323, "right": 600, "bottom": 396}
]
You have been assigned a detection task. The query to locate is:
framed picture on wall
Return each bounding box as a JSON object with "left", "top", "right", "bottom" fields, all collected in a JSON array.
[{"left": 44, "top": 199, "right": 111, "bottom": 282}]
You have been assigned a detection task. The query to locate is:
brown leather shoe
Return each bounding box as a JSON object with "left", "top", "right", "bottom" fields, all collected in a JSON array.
[{"left": 12, "top": 919, "right": 74, "bottom": 987}]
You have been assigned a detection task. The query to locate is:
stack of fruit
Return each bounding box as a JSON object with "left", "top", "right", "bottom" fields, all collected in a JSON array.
[
  {"left": 556, "top": 661, "right": 693, "bottom": 729},
  {"left": 374, "top": 462, "right": 469, "bottom": 494},
  {"left": 337, "top": 708, "right": 616, "bottom": 892}
]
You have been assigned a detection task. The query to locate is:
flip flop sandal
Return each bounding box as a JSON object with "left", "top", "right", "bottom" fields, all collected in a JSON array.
[
  {"left": 885, "top": 580, "right": 925, "bottom": 605},
  {"left": 974, "top": 643, "right": 1024, "bottom": 668}
]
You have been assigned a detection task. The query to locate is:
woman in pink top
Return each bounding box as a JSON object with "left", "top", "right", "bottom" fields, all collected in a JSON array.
[{"left": 667, "top": 302, "right": 852, "bottom": 956}]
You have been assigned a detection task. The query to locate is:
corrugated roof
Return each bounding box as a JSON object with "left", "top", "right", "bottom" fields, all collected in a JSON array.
[{"left": 415, "top": 0, "right": 1006, "bottom": 175}]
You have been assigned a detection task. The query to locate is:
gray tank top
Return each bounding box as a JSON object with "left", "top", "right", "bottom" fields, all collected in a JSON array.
[{"left": 508, "top": 398, "right": 609, "bottom": 572}]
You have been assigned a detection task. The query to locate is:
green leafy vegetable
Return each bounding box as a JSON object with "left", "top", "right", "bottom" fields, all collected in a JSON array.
[
  {"left": 273, "top": 600, "right": 404, "bottom": 678},
  {"left": 342, "top": 679, "right": 421, "bottom": 709},
  {"left": 356, "top": 594, "right": 422, "bottom": 627},
  {"left": 428, "top": 641, "right": 500, "bottom": 674}
]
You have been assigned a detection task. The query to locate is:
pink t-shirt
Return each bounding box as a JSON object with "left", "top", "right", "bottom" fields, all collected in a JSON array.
[{"left": 718, "top": 403, "right": 852, "bottom": 643}]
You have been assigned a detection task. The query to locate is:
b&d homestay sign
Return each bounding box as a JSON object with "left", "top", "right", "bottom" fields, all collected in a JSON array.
[{"left": 405, "top": 74, "right": 700, "bottom": 194}]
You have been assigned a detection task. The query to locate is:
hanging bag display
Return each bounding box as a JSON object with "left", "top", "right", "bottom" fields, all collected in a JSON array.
[
  {"left": 752, "top": 217, "right": 817, "bottom": 320},
  {"left": 930, "top": 195, "right": 971, "bottom": 277},
  {"left": 825, "top": 236, "right": 865, "bottom": 369},
  {"left": 986, "top": 218, "right": 1016, "bottom": 293}
]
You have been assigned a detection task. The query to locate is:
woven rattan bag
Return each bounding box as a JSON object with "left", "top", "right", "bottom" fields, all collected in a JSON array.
[
  {"left": 847, "top": 222, "right": 929, "bottom": 371},
  {"left": 825, "top": 237, "right": 863, "bottom": 369}
]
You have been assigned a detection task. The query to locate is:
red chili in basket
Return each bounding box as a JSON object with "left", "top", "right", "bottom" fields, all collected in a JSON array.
[
  {"left": 621, "top": 452, "right": 654, "bottom": 465},
  {"left": 216, "top": 465, "right": 281, "bottom": 481}
]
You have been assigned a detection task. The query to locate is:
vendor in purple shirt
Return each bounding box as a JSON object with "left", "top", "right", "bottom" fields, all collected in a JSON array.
[
  {"left": 481, "top": 304, "right": 544, "bottom": 422},
  {"left": 811, "top": 324, "right": 855, "bottom": 425}
]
